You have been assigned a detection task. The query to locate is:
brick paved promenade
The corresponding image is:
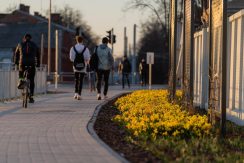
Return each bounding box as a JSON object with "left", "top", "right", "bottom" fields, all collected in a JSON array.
[{"left": 0, "top": 84, "right": 164, "bottom": 163}]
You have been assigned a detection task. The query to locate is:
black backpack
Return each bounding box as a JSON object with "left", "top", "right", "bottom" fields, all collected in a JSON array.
[
  {"left": 21, "top": 41, "right": 36, "bottom": 66},
  {"left": 122, "top": 59, "right": 131, "bottom": 73},
  {"left": 73, "top": 46, "right": 86, "bottom": 71},
  {"left": 90, "top": 46, "right": 98, "bottom": 71}
]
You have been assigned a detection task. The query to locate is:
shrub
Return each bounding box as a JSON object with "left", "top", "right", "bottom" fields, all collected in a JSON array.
[{"left": 114, "top": 90, "right": 211, "bottom": 140}]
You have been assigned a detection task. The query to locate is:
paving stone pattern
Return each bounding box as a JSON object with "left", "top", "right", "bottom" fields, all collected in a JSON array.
[{"left": 0, "top": 84, "right": 165, "bottom": 163}]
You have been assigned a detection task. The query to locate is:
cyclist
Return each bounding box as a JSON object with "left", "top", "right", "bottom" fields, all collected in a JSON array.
[{"left": 14, "top": 34, "right": 40, "bottom": 103}]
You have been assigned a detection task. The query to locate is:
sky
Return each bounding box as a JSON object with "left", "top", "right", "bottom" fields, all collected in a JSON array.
[{"left": 1, "top": 0, "right": 151, "bottom": 58}]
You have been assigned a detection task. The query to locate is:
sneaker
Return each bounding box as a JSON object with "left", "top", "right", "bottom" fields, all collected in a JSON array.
[
  {"left": 97, "top": 94, "right": 101, "bottom": 100},
  {"left": 104, "top": 95, "right": 108, "bottom": 100},
  {"left": 77, "top": 95, "right": 82, "bottom": 100},
  {"left": 29, "top": 97, "right": 35, "bottom": 103},
  {"left": 74, "top": 93, "right": 78, "bottom": 99},
  {"left": 17, "top": 80, "right": 25, "bottom": 89}
]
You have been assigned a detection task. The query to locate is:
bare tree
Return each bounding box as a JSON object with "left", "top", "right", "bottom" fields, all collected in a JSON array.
[
  {"left": 125, "top": 0, "right": 166, "bottom": 27},
  {"left": 45, "top": 4, "right": 98, "bottom": 48},
  {"left": 57, "top": 4, "right": 84, "bottom": 28}
]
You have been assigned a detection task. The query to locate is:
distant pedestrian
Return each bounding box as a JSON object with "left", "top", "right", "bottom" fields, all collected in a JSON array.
[
  {"left": 70, "top": 36, "right": 90, "bottom": 100},
  {"left": 95, "top": 37, "right": 114, "bottom": 100},
  {"left": 139, "top": 58, "right": 147, "bottom": 86},
  {"left": 87, "top": 63, "right": 96, "bottom": 92},
  {"left": 121, "top": 56, "right": 131, "bottom": 89},
  {"left": 14, "top": 33, "right": 40, "bottom": 103},
  {"left": 117, "top": 61, "right": 123, "bottom": 84}
]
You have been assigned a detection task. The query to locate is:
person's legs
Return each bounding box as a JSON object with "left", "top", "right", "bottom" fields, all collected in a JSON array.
[
  {"left": 122, "top": 73, "right": 125, "bottom": 88},
  {"left": 142, "top": 72, "right": 147, "bottom": 86},
  {"left": 96, "top": 70, "right": 103, "bottom": 100},
  {"left": 140, "top": 74, "right": 143, "bottom": 86},
  {"left": 126, "top": 73, "right": 130, "bottom": 88},
  {"left": 90, "top": 72, "right": 96, "bottom": 91},
  {"left": 74, "top": 72, "right": 79, "bottom": 96},
  {"left": 78, "top": 73, "right": 85, "bottom": 95},
  {"left": 28, "top": 67, "right": 36, "bottom": 96},
  {"left": 28, "top": 67, "right": 36, "bottom": 103},
  {"left": 103, "top": 70, "right": 110, "bottom": 96},
  {"left": 75, "top": 72, "right": 84, "bottom": 100}
]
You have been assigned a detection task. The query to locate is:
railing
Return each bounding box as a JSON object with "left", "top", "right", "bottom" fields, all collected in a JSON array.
[
  {"left": 0, "top": 62, "right": 12, "bottom": 70},
  {"left": 0, "top": 63, "right": 47, "bottom": 100},
  {"left": 227, "top": 9, "right": 244, "bottom": 125},
  {"left": 193, "top": 28, "right": 209, "bottom": 109},
  {"left": 192, "top": 9, "right": 244, "bottom": 125}
]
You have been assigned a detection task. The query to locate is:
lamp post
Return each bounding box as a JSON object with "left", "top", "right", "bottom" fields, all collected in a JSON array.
[
  {"left": 132, "top": 24, "right": 137, "bottom": 84},
  {"left": 48, "top": 0, "right": 51, "bottom": 76},
  {"left": 221, "top": 0, "right": 227, "bottom": 138}
]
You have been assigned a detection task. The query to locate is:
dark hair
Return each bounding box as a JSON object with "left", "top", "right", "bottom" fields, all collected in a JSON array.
[
  {"left": 76, "top": 36, "right": 83, "bottom": 43},
  {"left": 24, "top": 33, "right": 32, "bottom": 40},
  {"left": 102, "top": 37, "right": 109, "bottom": 44}
]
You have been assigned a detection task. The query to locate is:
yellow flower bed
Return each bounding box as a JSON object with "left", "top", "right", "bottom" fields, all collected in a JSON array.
[{"left": 114, "top": 90, "right": 211, "bottom": 139}]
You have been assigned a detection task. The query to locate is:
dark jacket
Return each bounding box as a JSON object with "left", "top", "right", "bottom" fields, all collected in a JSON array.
[
  {"left": 122, "top": 58, "right": 131, "bottom": 73},
  {"left": 139, "top": 61, "right": 147, "bottom": 74},
  {"left": 14, "top": 40, "right": 40, "bottom": 70}
]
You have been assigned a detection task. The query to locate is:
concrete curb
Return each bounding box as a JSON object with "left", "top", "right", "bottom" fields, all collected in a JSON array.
[{"left": 87, "top": 93, "right": 129, "bottom": 163}]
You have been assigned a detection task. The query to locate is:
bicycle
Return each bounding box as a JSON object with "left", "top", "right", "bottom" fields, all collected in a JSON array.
[{"left": 21, "top": 66, "right": 31, "bottom": 108}]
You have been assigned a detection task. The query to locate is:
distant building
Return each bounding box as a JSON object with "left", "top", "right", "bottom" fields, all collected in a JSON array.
[{"left": 0, "top": 4, "right": 77, "bottom": 81}]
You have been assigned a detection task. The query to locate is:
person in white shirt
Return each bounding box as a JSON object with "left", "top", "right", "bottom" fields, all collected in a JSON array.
[{"left": 69, "top": 36, "right": 90, "bottom": 100}]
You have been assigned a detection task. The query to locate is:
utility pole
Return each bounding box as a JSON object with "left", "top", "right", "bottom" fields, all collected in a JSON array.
[
  {"left": 48, "top": 0, "right": 51, "bottom": 76},
  {"left": 40, "top": 34, "right": 44, "bottom": 66},
  {"left": 111, "top": 28, "right": 114, "bottom": 84},
  {"left": 132, "top": 24, "right": 137, "bottom": 84},
  {"left": 111, "top": 28, "right": 114, "bottom": 55},
  {"left": 170, "top": 0, "right": 177, "bottom": 99},
  {"left": 221, "top": 0, "right": 227, "bottom": 138},
  {"left": 55, "top": 30, "right": 59, "bottom": 89},
  {"left": 124, "top": 27, "right": 128, "bottom": 57}
]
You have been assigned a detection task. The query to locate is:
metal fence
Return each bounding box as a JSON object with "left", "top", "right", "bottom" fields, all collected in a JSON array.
[
  {"left": 227, "top": 9, "right": 244, "bottom": 125},
  {"left": 0, "top": 63, "right": 47, "bottom": 100},
  {"left": 193, "top": 28, "right": 209, "bottom": 109},
  {"left": 193, "top": 9, "right": 244, "bottom": 126}
]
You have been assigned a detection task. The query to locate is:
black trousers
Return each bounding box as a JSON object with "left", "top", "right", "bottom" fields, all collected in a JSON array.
[
  {"left": 122, "top": 73, "right": 130, "bottom": 88},
  {"left": 140, "top": 72, "right": 147, "bottom": 86},
  {"left": 96, "top": 70, "right": 110, "bottom": 96},
  {"left": 75, "top": 72, "right": 85, "bottom": 95},
  {"left": 19, "top": 66, "right": 36, "bottom": 96}
]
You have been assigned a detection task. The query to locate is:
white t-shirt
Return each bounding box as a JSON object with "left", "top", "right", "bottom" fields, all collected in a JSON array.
[{"left": 69, "top": 43, "right": 90, "bottom": 73}]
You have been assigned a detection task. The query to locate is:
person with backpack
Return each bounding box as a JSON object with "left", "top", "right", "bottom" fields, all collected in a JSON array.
[
  {"left": 121, "top": 56, "right": 131, "bottom": 89},
  {"left": 14, "top": 33, "right": 40, "bottom": 103},
  {"left": 69, "top": 36, "right": 90, "bottom": 100},
  {"left": 95, "top": 37, "right": 114, "bottom": 100}
]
